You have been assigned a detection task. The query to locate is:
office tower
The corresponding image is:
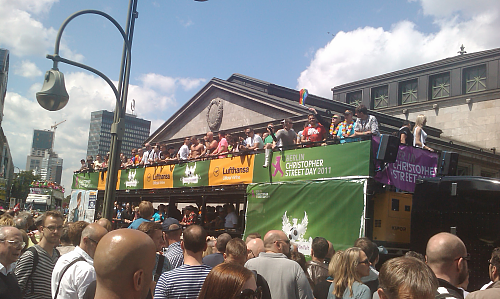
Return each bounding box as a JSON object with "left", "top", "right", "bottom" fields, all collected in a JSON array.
[
  {"left": 26, "top": 129, "right": 63, "bottom": 184},
  {"left": 86, "top": 110, "right": 151, "bottom": 159},
  {"left": 0, "top": 49, "right": 14, "bottom": 203}
]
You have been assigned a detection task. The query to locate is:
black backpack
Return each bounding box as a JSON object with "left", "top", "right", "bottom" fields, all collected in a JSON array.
[{"left": 24, "top": 246, "right": 60, "bottom": 295}]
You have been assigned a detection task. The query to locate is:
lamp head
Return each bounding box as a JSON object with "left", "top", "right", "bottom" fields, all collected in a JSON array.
[{"left": 36, "top": 69, "right": 69, "bottom": 111}]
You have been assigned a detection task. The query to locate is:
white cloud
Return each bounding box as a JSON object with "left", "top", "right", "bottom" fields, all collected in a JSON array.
[
  {"left": 3, "top": 71, "right": 205, "bottom": 195},
  {"left": 298, "top": 0, "right": 500, "bottom": 98},
  {"left": 178, "top": 77, "right": 206, "bottom": 91},
  {"left": 0, "top": 0, "right": 83, "bottom": 61},
  {"left": 2, "top": 0, "right": 59, "bottom": 15},
  {"left": 14, "top": 60, "right": 43, "bottom": 78},
  {"left": 136, "top": 73, "right": 206, "bottom": 113},
  {"left": 415, "top": 0, "right": 500, "bottom": 18}
]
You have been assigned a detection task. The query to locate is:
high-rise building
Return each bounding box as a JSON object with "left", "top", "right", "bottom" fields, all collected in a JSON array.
[
  {"left": 0, "top": 49, "right": 9, "bottom": 126},
  {"left": 0, "top": 49, "right": 14, "bottom": 205},
  {"left": 26, "top": 129, "right": 63, "bottom": 184},
  {"left": 86, "top": 110, "right": 151, "bottom": 159}
]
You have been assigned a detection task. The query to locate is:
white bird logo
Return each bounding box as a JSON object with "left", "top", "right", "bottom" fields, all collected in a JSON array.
[{"left": 282, "top": 211, "right": 308, "bottom": 242}]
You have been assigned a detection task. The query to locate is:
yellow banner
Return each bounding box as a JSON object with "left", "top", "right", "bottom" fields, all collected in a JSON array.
[
  {"left": 97, "top": 171, "right": 121, "bottom": 190},
  {"left": 144, "top": 165, "right": 175, "bottom": 189},
  {"left": 209, "top": 155, "right": 254, "bottom": 186}
]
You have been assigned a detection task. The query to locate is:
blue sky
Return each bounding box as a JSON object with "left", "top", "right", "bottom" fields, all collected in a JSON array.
[{"left": 1, "top": 0, "right": 499, "bottom": 194}]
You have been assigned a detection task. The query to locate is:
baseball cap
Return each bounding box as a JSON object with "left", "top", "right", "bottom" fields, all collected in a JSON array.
[{"left": 162, "top": 217, "right": 181, "bottom": 232}]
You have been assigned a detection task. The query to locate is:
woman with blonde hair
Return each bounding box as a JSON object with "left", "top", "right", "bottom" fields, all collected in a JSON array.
[
  {"left": 413, "top": 114, "right": 433, "bottom": 152},
  {"left": 327, "top": 247, "right": 371, "bottom": 299},
  {"left": 197, "top": 263, "right": 261, "bottom": 299}
]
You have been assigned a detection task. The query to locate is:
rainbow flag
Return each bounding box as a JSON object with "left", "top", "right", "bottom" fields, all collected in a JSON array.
[{"left": 299, "top": 88, "right": 308, "bottom": 106}]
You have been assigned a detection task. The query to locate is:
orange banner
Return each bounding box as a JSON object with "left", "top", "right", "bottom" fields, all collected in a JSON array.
[
  {"left": 97, "top": 171, "right": 121, "bottom": 190},
  {"left": 209, "top": 155, "right": 254, "bottom": 186},
  {"left": 144, "top": 165, "right": 175, "bottom": 189}
]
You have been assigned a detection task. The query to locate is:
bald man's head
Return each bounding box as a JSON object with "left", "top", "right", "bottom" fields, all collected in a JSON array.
[
  {"left": 264, "top": 230, "right": 289, "bottom": 255},
  {"left": 264, "top": 230, "right": 286, "bottom": 248},
  {"left": 96, "top": 218, "right": 112, "bottom": 232},
  {"left": 426, "top": 232, "right": 468, "bottom": 286},
  {"left": 94, "top": 229, "right": 156, "bottom": 299},
  {"left": 426, "top": 233, "right": 466, "bottom": 265},
  {"left": 247, "top": 238, "right": 265, "bottom": 260},
  {"left": 80, "top": 223, "right": 108, "bottom": 259}
]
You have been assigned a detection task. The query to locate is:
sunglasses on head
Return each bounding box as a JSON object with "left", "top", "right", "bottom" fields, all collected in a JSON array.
[{"left": 236, "top": 287, "right": 262, "bottom": 299}]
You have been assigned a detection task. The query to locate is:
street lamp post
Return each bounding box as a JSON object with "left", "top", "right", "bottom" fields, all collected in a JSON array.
[{"left": 36, "top": 0, "right": 138, "bottom": 220}]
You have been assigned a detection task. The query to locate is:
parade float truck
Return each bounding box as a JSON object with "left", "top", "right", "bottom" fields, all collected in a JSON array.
[
  {"left": 71, "top": 137, "right": 440, "bottom": 252},
  {"left": 72, "top": 136, "right": 500, "bottom": 290},
  {"left": 25, "top": 181, "right": 64, "bottom": 212}
]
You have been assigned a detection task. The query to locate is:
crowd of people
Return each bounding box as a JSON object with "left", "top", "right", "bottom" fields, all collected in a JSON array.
[
  {"left": 1, "top": 201, "right": 499, "bottom": 299},
  {"left": 75, "top": 104, "right": 436, "bottom": 173},
  {"left": 109, "top": 201, "right": 241, "bottom": 231}
]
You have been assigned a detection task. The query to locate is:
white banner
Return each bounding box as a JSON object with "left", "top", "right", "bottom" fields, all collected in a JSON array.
[{"left": 68, "top": 190, "right": 97, "bottom": 223}]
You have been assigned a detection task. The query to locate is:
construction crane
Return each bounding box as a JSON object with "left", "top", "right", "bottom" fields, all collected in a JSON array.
[
  {"left": 50, "top": 120, "right": 66, "bottom": 151},
  {"left": 51, "top": 120, "right": 66, "bottom": 131}
]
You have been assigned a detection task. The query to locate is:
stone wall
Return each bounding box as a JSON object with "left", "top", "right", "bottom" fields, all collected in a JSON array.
[
  {"left": 389, "top": 98, "right": 500, "bottom": 151},
  {"left": 386, "top": 97, "right": 500, "bottom": 177}
]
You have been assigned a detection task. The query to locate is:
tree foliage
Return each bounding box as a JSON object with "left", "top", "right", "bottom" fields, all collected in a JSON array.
[{"left": 10, "top": 171, "right": 42, "bottom": 201}]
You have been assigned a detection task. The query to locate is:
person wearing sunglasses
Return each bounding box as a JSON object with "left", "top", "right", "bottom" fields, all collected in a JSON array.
[
  {"left": 426, "top": 232, "right": 469, "bottom": 299},
  {"left": 0, "top": 226, "right": 24, "bottom": 299},
  {"left": 198, "top": 263, "right": 261, "bottom": 299},
  {"left": 327, "top": 247, "right": 371, "bottom": 299}
]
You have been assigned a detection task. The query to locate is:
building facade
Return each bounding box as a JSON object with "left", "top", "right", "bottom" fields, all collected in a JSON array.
[
  {"left": 146, "top": 73, "right": 499, "bottom": 179},
  {"left": 0, "top": 49, "right": 14, "bottom": 205},
  {"left": 26, "top": 129, "right": 63, "bottom": 184},
  {"left": 0, "top": 49, "right": 9, "bottom": 126},
  {"left": 332, "top": 48, "right": 500, "bottom": 177},
  {"left": 86, "top": 110, "right": 151, "bottom": 159}
]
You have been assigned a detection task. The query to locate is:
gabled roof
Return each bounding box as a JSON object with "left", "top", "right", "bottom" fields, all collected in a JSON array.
[{"left": 147, "top": 73, "right": 442, "bottom": 144}]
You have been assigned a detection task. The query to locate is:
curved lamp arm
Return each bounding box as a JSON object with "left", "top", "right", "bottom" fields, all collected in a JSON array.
[{"left": 47, "top": 9, "right": 132, "bottom": 104}]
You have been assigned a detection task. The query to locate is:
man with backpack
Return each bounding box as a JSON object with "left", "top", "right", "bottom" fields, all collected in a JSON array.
[{"left": 15, "top": 210, "right": 64, "bottom": 299}]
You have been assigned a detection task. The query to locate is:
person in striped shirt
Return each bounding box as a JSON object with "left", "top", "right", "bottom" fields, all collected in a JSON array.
[
  {"left": 162, "top": 218, "right": 184, "bottom": 269},
  {"left": 154, "top": 225, "right": 211, "bottom": 299},
  {"left": 15, "top": 210, "right": 64, "bottom": 299}
]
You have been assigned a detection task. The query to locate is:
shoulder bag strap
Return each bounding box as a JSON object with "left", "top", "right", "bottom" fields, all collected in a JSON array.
[
  {"left": 54, "top": 257, "right": 86, "bottom": 299},
  {"left": 24, "top": 246, "right": 38, "bottom": 295}
]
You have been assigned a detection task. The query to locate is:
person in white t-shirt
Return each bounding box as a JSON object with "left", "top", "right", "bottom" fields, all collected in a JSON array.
[
  {"left": 224, "top": 205, "right": 238, "bottom": 229},
  {"left": 240, "top": 127, "right": 264, "bottom": 152},
  {"left": 141, "top": 143, "right": 152, "bottom": 166},
  {"left": 177, "top": 137, "right": 191, "bottom": 160},
  {"left": 148, "top": 144, "right": 160, "bottom": 164}
]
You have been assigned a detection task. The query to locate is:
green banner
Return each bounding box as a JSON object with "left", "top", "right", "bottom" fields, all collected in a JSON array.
[
  {"left": 252, "top": 140, "right": 371, "bottom": 183},
  {"left": 173, "top": 160, "right": 210, "bottom": 188},
  {"left": 72, "top": 172, "right": 99, "bottom": 190},
  {"left": 119, "top": 168, "right": 145, "bottom": 190},
  {"left": 245, "top": 178, "right": 366, "bottom": 254},
  {"left": 73, "top": 141, "right": 373, "bottom": 191}
]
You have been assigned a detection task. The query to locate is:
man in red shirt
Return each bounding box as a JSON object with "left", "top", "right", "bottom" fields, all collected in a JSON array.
[{"left": 301, "top": 113, "right": 326, "bottom": 146}]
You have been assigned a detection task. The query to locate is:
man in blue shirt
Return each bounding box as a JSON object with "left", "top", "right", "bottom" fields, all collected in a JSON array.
[
  {"left": 202, "top": 233, "right": 231, "bottom": 268},
  {"left": 128, "top": 201, "right": 154, "bottom": 229}
]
